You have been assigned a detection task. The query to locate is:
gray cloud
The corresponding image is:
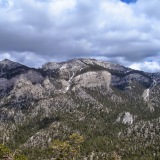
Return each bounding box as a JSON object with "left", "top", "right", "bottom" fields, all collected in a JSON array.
[{"left": 0, "top": 0, "right": 160, "bottom": 72}]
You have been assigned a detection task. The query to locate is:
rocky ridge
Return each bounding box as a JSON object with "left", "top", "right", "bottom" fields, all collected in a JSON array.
[{"left": 0, "top": 58, "right": 160, "bottom": 159}]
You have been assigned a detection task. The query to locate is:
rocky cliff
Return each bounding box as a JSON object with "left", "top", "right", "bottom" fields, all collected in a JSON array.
[{"left": 0, "top": 58, "right": 160, "bottom": 159}]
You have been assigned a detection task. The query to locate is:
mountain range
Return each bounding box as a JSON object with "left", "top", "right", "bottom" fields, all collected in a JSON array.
[{"left": 0, "top": 58, "right": 160, "bottom": 159}]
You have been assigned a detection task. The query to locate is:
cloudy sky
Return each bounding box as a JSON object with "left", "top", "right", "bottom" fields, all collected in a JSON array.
[{"left": 0, "top": 0, "right": 160, "bottom": 72}]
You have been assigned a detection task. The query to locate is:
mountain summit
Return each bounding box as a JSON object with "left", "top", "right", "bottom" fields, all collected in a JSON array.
[
  {"left": 0, "top": 58, "right": 24, "bottom": 69},
  {"left": 0, "top": 58, "right": 160, "bottom": 159}
]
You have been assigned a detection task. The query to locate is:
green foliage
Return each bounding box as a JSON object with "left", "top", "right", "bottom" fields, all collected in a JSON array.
[
  {"left": 14, "top": 153, "right": 28, "bottom": 160},
  {"left": 0, "top": 144, "right": 27, "bottom": 160},
  {"left": 0, "top": 144, "right": 11, "bottom": 159},
  {"left": 50, "top": 133, "right": 84, "bottom": 159}
]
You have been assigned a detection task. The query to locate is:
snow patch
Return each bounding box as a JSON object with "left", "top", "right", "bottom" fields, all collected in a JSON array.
[
  {"left": 60, "top": 64, "right": 67, "bottom": 70},
  {"left": 143, "top": 88, "right": 150, "bottom": 101},
  {"left": 64, "top": 72, "right": 75, "bottom": 93},
  {"left": 65, "top": 86, "right": 70, "bottom": 92},
  {"left": 69, "top": 72, "right": 75, "bottom": 82},
  {"left": 142, "top": 80, "right": 157, "bottom": 101}
]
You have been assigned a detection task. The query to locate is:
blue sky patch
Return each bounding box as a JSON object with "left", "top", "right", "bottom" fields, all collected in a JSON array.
[{"left": 121, "top": 0, "right": 137, "bottom": 4}]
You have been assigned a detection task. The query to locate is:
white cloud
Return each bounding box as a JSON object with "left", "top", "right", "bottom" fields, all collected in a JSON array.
[
  {"left": 129, "top": 61, "right": 160, "bottom": 72},
  {"left": 49, "top": 0, "right": 76, "bottom": 16},
  {"left": 0, "top": 0, "right": 160, "bottom": 72},
  {"left": 134, "top": 0, "right": 160, "bottom": 20},
  {"left": 129, "top": 63, "right": 141, "bottom": 70}
]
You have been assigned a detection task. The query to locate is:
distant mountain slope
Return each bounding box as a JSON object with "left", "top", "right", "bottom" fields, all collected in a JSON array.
[{"left": 0, "top": 58, "right": 160, "bottom": 159}]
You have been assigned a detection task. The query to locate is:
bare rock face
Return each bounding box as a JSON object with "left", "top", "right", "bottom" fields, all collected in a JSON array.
[
  {"left": 116, "top": 112, "right": 134, "bottom": 125},
  {"left": 73, "top": 71, "right": 111, "bottom": 89},
  {"left": 122, "top": 112, "right": 134, "bottom": 125},
  {"left": 10, "top": 76, "right": 44, "bottom": 99}
]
